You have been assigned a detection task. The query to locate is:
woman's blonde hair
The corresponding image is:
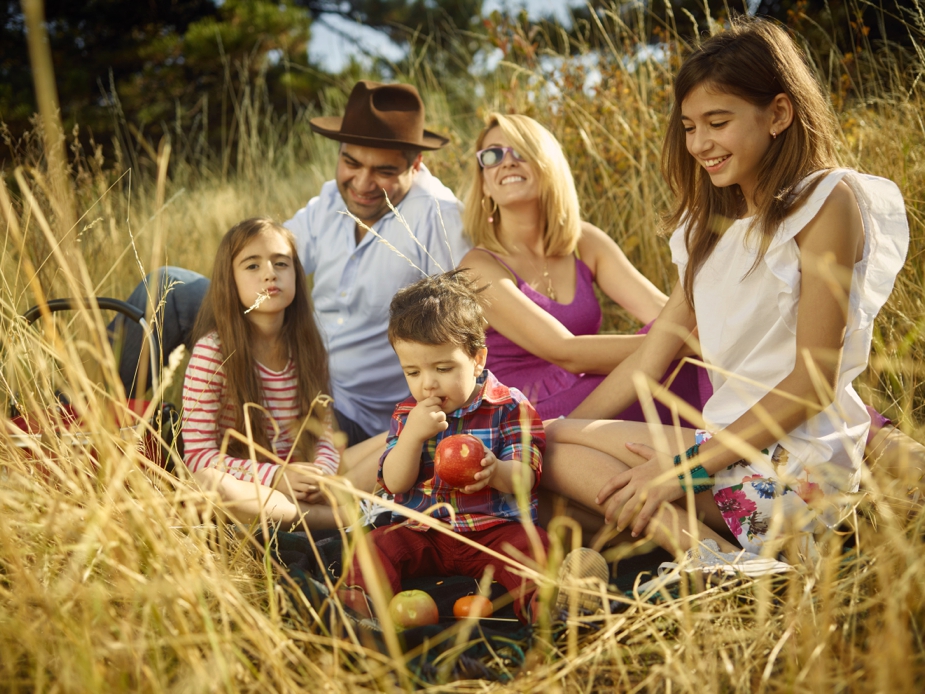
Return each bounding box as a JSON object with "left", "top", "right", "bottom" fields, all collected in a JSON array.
[
  {"left": 462, "top": 113, "right": 582, "bottom": 256},
  {"left": 662, "top": 17, "right": 839, "bottom": 305}
]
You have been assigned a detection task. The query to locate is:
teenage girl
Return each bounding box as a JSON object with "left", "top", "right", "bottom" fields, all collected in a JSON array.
[
  {"left": 182, "top": 218, "right": 351, "bottom": 528},
  {"left": 542, "top": 18, "right": 909, "bottom": 560}
]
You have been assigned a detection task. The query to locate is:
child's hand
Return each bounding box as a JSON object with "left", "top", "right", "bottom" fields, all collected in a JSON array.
[
  {"left": 461, "top": 448, "right": 498, "bottom": 494},
  {"left": 595, "top": 443, "right": 683, "bottom": 537},
  {"left": 404, "top": 396, "right": 448, "bottom": 442},
  {"left": 274, "top": 462, "right": 325, "bottom": 501}
]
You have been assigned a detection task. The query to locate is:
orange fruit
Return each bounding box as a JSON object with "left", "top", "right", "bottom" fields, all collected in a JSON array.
[{"left": 453, "top": 594, "right": 493, "bottom": 619}]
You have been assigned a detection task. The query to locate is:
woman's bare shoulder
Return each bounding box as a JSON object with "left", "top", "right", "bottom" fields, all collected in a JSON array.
[
  {"left": 459, "top": 246, "right": 511, "bottom": 280},
  {"left": 577, "top": 222, "right": 621, "bottom": 252},
  {"left": 577, "top": 221, "right": 629, "bottom": 270},
  {"left": 578, "top": 220, "right": 608, "bottom": 240}
]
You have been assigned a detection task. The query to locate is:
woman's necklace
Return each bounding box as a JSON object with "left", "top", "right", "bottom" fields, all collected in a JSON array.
[
  {"left": 523, "top": 252, "right": 556, "bottom": 301},
  {"left": 507, "top": 238, "right": 557, "bottom": 301},
  {"left": 539, "top": 258, "right": 556, "bottom": 301}
]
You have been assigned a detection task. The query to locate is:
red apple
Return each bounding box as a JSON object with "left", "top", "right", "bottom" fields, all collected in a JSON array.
[
  {"left": 434, "top": 433, "right": 485, "bottom": 488},
  {"left": 388, "top": 590, "right": 439, "bottom": 629}
]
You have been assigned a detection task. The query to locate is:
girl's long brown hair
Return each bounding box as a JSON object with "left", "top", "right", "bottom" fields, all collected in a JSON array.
[
  {"left": 662, "top": 17, "right": 839, "bottom": 305},
  {"left": 191, "top": 218, "right": 330, "bottom": 462}
]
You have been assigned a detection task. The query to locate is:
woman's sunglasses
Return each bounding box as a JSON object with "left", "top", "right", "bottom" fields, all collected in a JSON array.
[{"left": 476, "top": 146, "right": 527, "bottom": 169}]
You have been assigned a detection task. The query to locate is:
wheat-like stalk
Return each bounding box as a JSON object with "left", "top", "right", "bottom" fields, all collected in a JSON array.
[
  {"left": 2, "top": 1, "right": 924, "bottom": 690},
  {"left": 243, "top": 289, "right": 272, "bottom": 314}
]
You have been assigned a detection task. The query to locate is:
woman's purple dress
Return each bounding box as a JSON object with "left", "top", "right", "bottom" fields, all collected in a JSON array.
[{"left": 479, "top": 250, "right": 712, "bottom": 425}]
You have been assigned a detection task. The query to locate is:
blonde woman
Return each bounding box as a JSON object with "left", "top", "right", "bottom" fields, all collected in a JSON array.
[{"left": 458, "top": 113, "right": 708, "bottom": 424}]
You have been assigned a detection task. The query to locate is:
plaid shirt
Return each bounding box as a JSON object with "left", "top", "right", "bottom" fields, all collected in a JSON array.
[{"left": 378, "top": 370, "right": 545, "bottom": 532}]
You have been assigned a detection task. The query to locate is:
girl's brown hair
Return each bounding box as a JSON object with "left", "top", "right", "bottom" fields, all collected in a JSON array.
[
  {"left": 462, "top": 113, "right": 582, "bottom": 257},
  {"left": 662, "top": 17, "right": 839, "bottom": 304},
  {"left": 191, "top": 218, "right": 330, "bottom": 462}
]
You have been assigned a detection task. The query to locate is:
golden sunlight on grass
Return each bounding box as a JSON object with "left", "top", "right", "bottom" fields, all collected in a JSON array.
[{"left": 2, "top": 2, "right": 924, "bottom": 691}]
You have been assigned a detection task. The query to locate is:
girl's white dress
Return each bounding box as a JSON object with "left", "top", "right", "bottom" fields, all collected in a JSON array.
[{"left": 669, "top": 169, "right": 909, "bottom": 553}]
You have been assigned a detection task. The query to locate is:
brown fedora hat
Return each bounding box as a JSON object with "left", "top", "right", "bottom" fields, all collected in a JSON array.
[{"left": 310, "top": 81, "right": 448, "bottom": 151}]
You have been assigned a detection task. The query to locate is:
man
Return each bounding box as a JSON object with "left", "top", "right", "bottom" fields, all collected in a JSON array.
[{"left": 115, "top": 81, "right": 469, "bottom": 446}]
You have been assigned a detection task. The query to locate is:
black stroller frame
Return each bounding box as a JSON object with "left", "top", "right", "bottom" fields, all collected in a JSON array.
[{"left": 9, "top": 297, "right": 181, "bottom": 470}]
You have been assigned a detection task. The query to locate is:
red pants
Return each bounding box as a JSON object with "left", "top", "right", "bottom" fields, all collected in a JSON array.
[{"left": 348, "top": 522, "right": 549, "bottom": 622}]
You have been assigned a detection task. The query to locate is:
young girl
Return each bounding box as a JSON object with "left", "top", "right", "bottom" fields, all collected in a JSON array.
[
  {"left": 182, "top": 217, "right": 344, "bottom": 528},
  {"left": 543, "top": 18, "right": 909, "bottom": 561}
]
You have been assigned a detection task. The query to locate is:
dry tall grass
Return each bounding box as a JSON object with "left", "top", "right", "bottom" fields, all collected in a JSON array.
[{"left": 2, "top": 2, "right": 924, "bottom": 691}]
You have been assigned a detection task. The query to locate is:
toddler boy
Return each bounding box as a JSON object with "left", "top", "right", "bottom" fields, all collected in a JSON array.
[{"left": 346, "top": 270, "right": 549, "bottom": 622}]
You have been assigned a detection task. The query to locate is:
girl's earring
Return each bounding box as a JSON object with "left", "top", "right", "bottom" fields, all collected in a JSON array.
[
  {"left": 771, "top": 130, "right": 778, "bottom": 139},
  {"left": 481, "top": 196, "right": 498, "bottom": 224}
]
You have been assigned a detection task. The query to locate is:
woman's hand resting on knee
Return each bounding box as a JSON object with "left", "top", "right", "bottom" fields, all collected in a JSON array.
[{"left": 595, "top": 442, "right": 683, "bottom": 538}]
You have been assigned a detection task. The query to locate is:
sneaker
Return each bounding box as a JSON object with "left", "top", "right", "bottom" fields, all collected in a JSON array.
[
  {"left": 635, "top": 540, "right": 791, "bottom": 596},
  {"left": 359, "top": 489, "right": 393, "bottom": 527},
  {"left": 685, "top": 539, "right": 792, "bottom": 578},
  {"left": 553, "top": 548, "right": 610, "bottom": 616}
]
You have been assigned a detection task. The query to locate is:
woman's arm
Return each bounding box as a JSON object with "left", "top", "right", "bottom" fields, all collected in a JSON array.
[
  {"left": 569, "top": 280, "right": 697, "bottom": 419},
  {"left": 458, "top": 248, "right": 646, "bottom": 375},
  {"left": 577, "top": 223, "right": 668, "bottom": 324}
]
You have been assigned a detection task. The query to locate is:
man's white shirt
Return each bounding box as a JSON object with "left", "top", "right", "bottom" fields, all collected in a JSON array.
[{"left": 285, "top": 164, "right": 471, "bottom": 435}]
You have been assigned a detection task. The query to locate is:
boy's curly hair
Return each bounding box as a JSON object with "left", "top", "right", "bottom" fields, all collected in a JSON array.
[{"left": 388, "top": 269, "right": 488, "bottom": 357}]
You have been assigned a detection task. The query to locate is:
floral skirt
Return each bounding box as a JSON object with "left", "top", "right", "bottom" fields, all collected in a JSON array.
[{"left": 696, "top": 430, "right": 824, "bottom": 555}]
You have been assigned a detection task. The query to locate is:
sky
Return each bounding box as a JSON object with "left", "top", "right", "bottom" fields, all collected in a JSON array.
[{"left": 308, "top": 0, "right": 588, "bottom": 73}]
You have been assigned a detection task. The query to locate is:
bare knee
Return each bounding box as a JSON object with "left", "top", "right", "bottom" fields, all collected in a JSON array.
[
  {"left": 192, "top": 467, "right": 226, "bottom": 489},
  {"left": 191, "top": 467, "right": 245, "bottom": 503}
]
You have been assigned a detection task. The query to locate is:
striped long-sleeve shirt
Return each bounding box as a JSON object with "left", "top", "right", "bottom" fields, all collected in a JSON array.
[{"left": 182, "top": 333, "right": 339, "bottom": 485}]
